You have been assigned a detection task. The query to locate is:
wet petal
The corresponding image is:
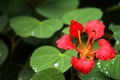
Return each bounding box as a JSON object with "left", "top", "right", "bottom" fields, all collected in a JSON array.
[
  {"left": 71, "top": 56, "right": 94, "bottom": 74},
  {"left": 56, "top": 34, "right": 75, "bottom": 50},
  {"left": 95, "top": 39, "right": 116, "bottom": 60},
  {"left": 84, "top": 20, "right": 105, "bottom": 39}
]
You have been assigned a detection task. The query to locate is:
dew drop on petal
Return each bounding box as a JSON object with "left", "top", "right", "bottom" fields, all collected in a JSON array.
[{"left": 54, "top": 63, "right": 59, "bottom": 67}]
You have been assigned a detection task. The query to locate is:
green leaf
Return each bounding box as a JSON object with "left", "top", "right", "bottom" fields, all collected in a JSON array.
[
  {"left": 10, "top": 16, "right": 63, "bottom": 38},
  {"left": 32, "top": 68, "right": 65, "bottom": 80},
  {"left": 36, "top": 0, "right": 79, "bottom": 18},
  {"left": 109, "top": 24, "right": 120, "bottom": 40},
  {"left": 0, "top": 0, "right": 28, "bottom": 14},
  {"left": 62, "top": 27, "right": 69, "bottom": 34},
  {"left": 97, "top": 55, "right": 120, "bottom": 79},
  {"left": 109, "top": 24, "right": 120, "bottom": 52},
  {"left": 62, "top": 7, "right": 103, "bottom": 25},
  {"left": 78, "top": 61, "right": 110, "bottom": 80},
  {"left": 18, "top": 67, "right": 35, "bottom": 80},
  {"left": 0, "top": 39, "right": 8, "bottom": 66},
  {"left": 0, "top": 14, "right": 8, "bottom": 32},
  {"left": 30, "top": 46, "right": 77, "bottom": 73}
]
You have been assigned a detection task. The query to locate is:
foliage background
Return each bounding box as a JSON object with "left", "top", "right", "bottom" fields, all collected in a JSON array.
[{"left": 0, "top": 0, "right": 120, "bottom": 80}]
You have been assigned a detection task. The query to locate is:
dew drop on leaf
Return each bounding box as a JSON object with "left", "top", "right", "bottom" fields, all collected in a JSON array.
[
  {"left": 112, "top": 61, "right": 114, "bottom": 64},
  {"left": 97, "top": 62, "right": 100, "bottom": 65},
  {"left": 90, "top": 77, "right": 95, "bottom": 80},
  {"left": 98, "top": 65, "right": 101, "bottom": 68},
  {"left": 105, "top": 71, "right": 108, "bottom": 74},
  {"left": 33, "top": 67, "right": 38, "bottom": 72},
  {"left": 32, "top": 31, "right": 35, "bottom": 36},
  {"left": 54, "top": 63, "right": 59, "bottom": 67}
]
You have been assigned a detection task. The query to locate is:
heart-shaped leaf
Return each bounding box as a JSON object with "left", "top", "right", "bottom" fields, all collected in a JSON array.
[
  {"left": 36, "top": 0, "right": 79, "bottom": 18},
  {"left": 30, "top": 46, "right": 77, "bottom": 73},
  {"left": 18, "top": 66, "right": 35, "bottom": 80},
  {"left": 109, "top": 24, "right": 120, "bottom": 52},
  {"left": 32, "top": 68, "right": 65, "bottom": 80},
  {"left": 10, "top": 16, "right": 63, "bottom": 38},
  {"left": 62, "top": 7, "right": 103, "bottom": 25},
  {"left": 97, "top": 55, "right": 120, "bottom": 79}
]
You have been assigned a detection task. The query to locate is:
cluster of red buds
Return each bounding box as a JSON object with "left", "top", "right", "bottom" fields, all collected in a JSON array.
[{"left": 56, "top": 20, "right": 116, "bottom": 74}]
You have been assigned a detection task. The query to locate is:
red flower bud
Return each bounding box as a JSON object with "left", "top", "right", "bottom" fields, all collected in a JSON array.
[
  {"left": 69, "top": 20, "right": 83, "bottom": 37},
  {"left": 95, "top": 39, "right": 116, "bottom": 60},
  {"left": 84, "top": 20, "right": 105, "bottom": 39},
  {"left": 56, "top": 35, "right": 75, "bottom": 50},
  {"left": 71, "top": 56, "right": 94, "bottom": 74}
]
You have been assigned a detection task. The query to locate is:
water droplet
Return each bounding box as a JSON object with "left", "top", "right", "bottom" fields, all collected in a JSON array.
[
  {"left": 116, "top": 40, "right": 120, "bottom": 45},
  {"left": 112, "top": 61, "right": 114, "bottom": 64},
  {"left": 32, "top": 31, "right": 35, "bottom": 36},
  {"left": 33, "top": 67, "right": 38, "bottom": 72},
  {"left": 54, "top": 63, "right": 59, "bottom": 67},
  {"left": 90, "top": 77, "right": 95, "bottom": 80},
  {"left": 97, "top": 62, "right": 100, "bottom": 65},
  {"left": 112, "top": 59, "right": 115, "bottom": 61},
  {"left": 98, "top": 65, "right": 101, "bottom": 68},
  {"left": 105, "top": 71, "right": 108, "bottom": 74}
]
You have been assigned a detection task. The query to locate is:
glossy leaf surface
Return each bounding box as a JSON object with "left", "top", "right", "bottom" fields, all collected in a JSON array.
[
  {"left": 36, "top": 0, "right": 79, "bottom": 18},
  {"left": 32, "top": 68, "right": 65, "bottom": 80},
  {"left": 30, "top": 46, "right": 77, "bottom": 73},
  {"left": 10, "top": 16, "right": 63, "bottom": 38},
  {"left": 62, "top": 8, "right": 103, "bottom": 25},
  {"left": 97, "top": 55, "right": 120, "bottom": 79}
]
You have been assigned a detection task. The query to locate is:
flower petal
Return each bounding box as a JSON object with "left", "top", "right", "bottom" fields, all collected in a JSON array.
[
  {"left": 71, "top": 56, "right": 94, "bottom": 74},
  {"left": 56, "top": 34, "right": 75, "bottom": 50},
  {"left": 95, "top": 39, "right": 116, "bottom": 60},
  {"left": 84, "top": 20, "right": 105, "bottom": 39},
  {"left": 69, "top": 20, "right": 83, "bottom": 37}
]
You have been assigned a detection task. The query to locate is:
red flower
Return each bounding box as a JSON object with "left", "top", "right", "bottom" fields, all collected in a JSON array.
[
  {"left": 56, "top": 35, "right": 75, "bottom": 50},
  {"left": 69, "top": 20, "right": 83, "bottom": 38},
  {"left": 95, "top": 39, "right": 116, "bottom": 60},
  {"left": 56, "top": 20, "right": 116, "bottom": 74},
  {"left": 84, "top": 20, "right": 105, "bottom": 39},
  {"left": 71, "top": 56, "right": 94, "bottom": 74}
]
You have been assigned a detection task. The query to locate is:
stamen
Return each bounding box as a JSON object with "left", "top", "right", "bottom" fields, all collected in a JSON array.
[
  {"left": 85, "top": 37, "right": 90, "bottom": 48},
  {"left": 74, "top": 46, "right": 82, "bottom": 54},
  {"left": 78, "top": 30, "right": 84, "bottom": 49}
]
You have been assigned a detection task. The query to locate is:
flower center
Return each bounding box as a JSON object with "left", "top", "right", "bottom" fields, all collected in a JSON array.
[{"left": 75, "top": 30, "right": 95, "bottom": 60}]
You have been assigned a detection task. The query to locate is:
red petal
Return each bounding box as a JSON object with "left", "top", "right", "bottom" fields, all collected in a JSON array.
[
  {"left": 84, "top": 20, "right": 105, "bottom": 39},
  {"left": 69, "top": 20, "right": 83, "bottom": 37},
  {"left": 56, "top": 35, "right": 75, "bottom": 50},
  {"left": 95, "top": 39, "right": 116, "bottom": 60},
  {"left": 71, "top": 56, "right": 94, "bottom": 74}
]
